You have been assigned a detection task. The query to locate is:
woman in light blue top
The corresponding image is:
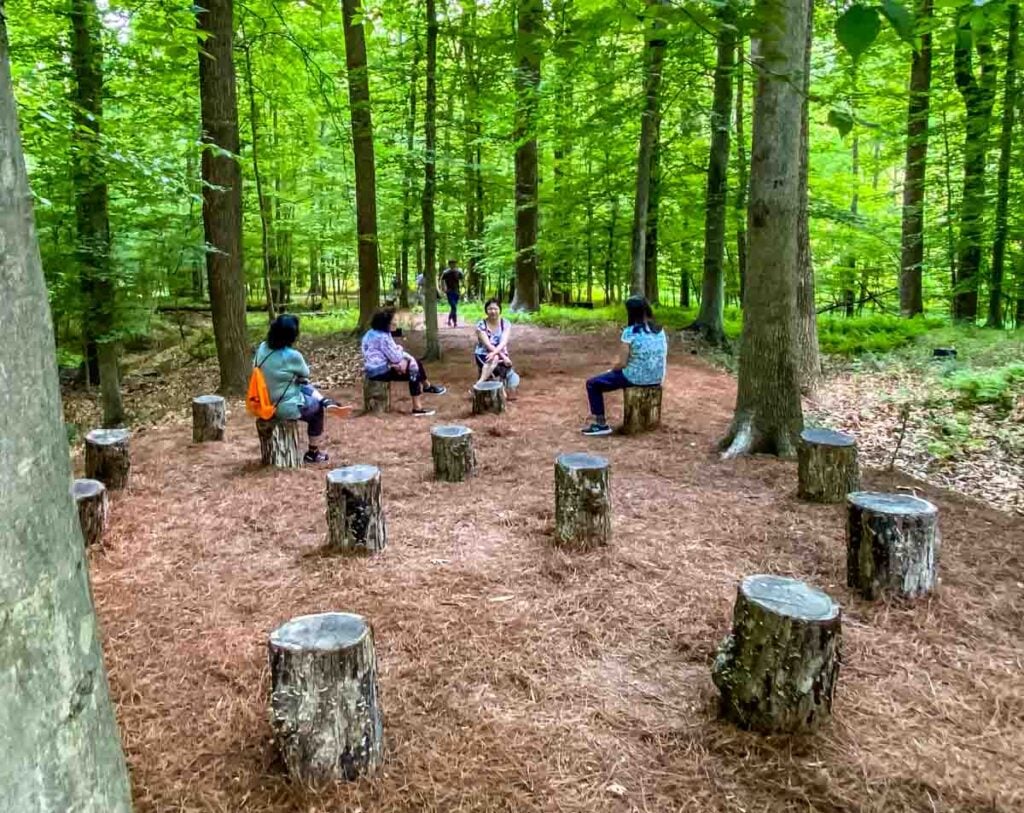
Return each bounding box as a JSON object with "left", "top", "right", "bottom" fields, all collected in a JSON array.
[{"left": 581, "top": 296, "right": 667, "bottom": 436}]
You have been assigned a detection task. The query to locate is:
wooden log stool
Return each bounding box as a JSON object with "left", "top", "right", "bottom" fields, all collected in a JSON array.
[
  {"left": 269, "top": 612, "right": 384, "bottom": 784},
  {"left": 362, "top": 378, "right": 391, "bottom": 415},
  {"left": 325, "top": 465, "right": 387, "bottom": 553},
  {"left": 72, "top": 478, "right": 108, "bottom": 547},
  {"left": 431, "top": 425, "right": 475, "bottom": 482},
  {"left": 846, "top": 491, "right": 939, "bottom": 599},
  {"left": 472, "top": 380, "right": 506, "bottom": 415},
  {"left": 192, "top": 394, "right": 226, "bottom": 442},
  {"left": 554, "top": 452, "right": 611, "bottom": 549},
  {"left": 622, "top": 386, "right": 663, "bottom": 434},
  {"left": 797, "top": 428, "right": 860, "bottom": 503},
  {"left": 712, "top": 574, "right": 841, "bottom": 733},
  {"left": 84, "top": 428, "right": 131, "bottom": 490},
  {"left": 256, "top": 419, "right": 302, "bottom": 469}
]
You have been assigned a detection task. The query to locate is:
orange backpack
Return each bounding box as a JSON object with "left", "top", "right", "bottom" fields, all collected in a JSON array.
[{"left": 246, "top": 350, "right": 280, "bottom": 420}]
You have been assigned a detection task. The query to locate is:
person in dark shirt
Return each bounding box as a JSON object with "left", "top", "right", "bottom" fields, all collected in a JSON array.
[{"left": 439, "top": 259, "right": 464, "bottom": 327}]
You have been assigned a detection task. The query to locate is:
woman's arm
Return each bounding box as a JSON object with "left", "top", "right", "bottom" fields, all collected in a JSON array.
[
  {"left": 494, "top": 319, "right": 511, "bottom": 353},
  {"left": 285, "top": 349, "right": 311, "bottom": 380},
  {"left": 381, "top": 334, "right": 406, "bottom": 366},
  {"left": 611, "top": 342, "right": 631, "bottom": 371},
  {"left": 476, "top": 326, "right": 497, "bottom": 354}
]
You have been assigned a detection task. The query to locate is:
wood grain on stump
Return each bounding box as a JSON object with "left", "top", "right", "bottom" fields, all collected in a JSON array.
[
  {"left": 269, "top": 612, "right": 383, "bottom": 784},
  {"left": 431, "top": 425, "right": 475, "bottom": 482},
  {"left": 846, "top": 491, "right": 939, "bottom": 599},
  {"left": 362, "top": 378, "right": 391, "bottom": 414},
  {"left": 622, "top": 386, "right": 662, "bottom": 434},
  {"left": 326, "top": 465, "right": 387, "bottom": 553},
  {"left": 256, "top": 419, "right": 301, "bottom": 469},
  {"left": 797, "top": 428, "right": 860, "bottom": 503},
  {"left": 84, "top": 428, "right": 131, "bottom": 490},
  {"left": 472, "top": 380, "right": 506, "bottom": 415},
  {"left": 192, "top": 394, "right": 226, "bottom": 442},
  {"left": 712, "top": 575, "right": 841, "bottom": 733},
  {"left": 72, "top": 478, "right": 108, "bottom": 547},
  {"left": 554, "top": 452, "right": 611, "bottom": 550}
]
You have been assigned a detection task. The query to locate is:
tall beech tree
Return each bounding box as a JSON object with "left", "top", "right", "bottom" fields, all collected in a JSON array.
[
  {"left": 422, "top": 0, "right": 441, "bottom": 359},
  {"left": 796, "top": 0, "right": 819, "bottom": 390},
  {"left": 196, "top": 0, "right": 249, "bottom": 394},
  {"left": 69, "top": 0, "right": 124, "bottom": 425},
  {"left": 0, "top": 7, "right": 133, "bottom": 806},
  {"left": 720, "top": 0, "right": 806, "bottom": 458},
  {"left": 341, "top": 0, "right": 381, "bottom": 330}
]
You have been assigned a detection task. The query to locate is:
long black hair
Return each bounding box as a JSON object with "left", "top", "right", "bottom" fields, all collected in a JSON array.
[
  {"left": 625, "top": 296, "right": 662, "bottom": 334},
  {"left": 266, "top": 314, "right": 300, "bottom": 349},
  {"left": 370, "top": 309, "right": 396, "bottom": 333}
]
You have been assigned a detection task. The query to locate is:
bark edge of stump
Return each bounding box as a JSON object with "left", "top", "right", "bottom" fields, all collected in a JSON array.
[
  {"left": 472, "top": 380, "right": 506, "bottom": 415},
  {"left": 256, "top": 419, "right": 302, "bottom": 468},
  {"left": 192, "top": 394, "right": 226, "bottom": 442},
  {"left": 325, "top": 465, "right": 387, "bottom": 553},
  {"left": 797, "top": 427, "right": 859, "bottom": 504},
  {"left": 554, "top": 452, "right": 611, "bottom": 550},
  {"left": 430, "top": 425, "right": 476, "bottom": 482},
  {"left": 72, "top": 478, "right": 108, "bottom": 547},
  {"left": 362, "top": 378, "right": 391, "bottom": 415},
  {"left": 621, "top": 386, "right": 663, "bottom": 434},
  {"left": 84, "top": 428, "right": 132, "bottom": 490}
]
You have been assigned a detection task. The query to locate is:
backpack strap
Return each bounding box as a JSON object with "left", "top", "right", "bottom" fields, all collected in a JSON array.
[{"left": 256, "top": 348, "right": 295, "bottom": 411}]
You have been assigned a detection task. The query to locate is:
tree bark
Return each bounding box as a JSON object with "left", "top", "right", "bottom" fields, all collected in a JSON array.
[
  {"left": 690, "top": 14, "right": 735, "bottom": 345},
  {"left": 422, "top": 0, "right": 441, "bottom": 358},
  {"left": 192, "top": 394, "right": 226, "bottom": 443},
  {"left": 72, "top": 479, "right": 108, "bottom": 547},
  {"left": 644, "top": 130, "right": 661, "bottom": 304},
  {"left": 622, "top": 386, "right": 662, "bottom": 434},
  {"left": 256, "top": 418, "right": 301, "bottom": 468},
  {"left": 719, "top": 0, "right": 806, "bottom": 458},
  {"left": 431, "top": 425, "right": 476, "bottom": 482},
  {"left": 85, "top": 428, "right": 131, "bottom": 490},
  {"left": 988, "top": 3, "right": 1019, "bottom": 328},
  {"left": 795, "top": 0, "right": 819, "bottom": 391},
  {"left": 472, "top": 380, "right": 506, "bottom": 415},
  {"left": 196, "top": 0, "right": 250, "bottom": 395},
  {"left": 362, "top": 377, "right": 391, "bottom": 414},
  {"left": 899, "top": 0, "right": 933, "bottom": 317},
  {"left": 70, "top": 0, "right": 125, "bottom": 426},
  {"left": 0, "top": 12, "right": 133, "bottom": 802},
  {"left": 554, "top": 453, "right": 611, "bottom": 550},
  {"left": 340, "top": 0, "right": 381, "bottom": 331},
  {"left": 734, "top": 37, "right": 748, "bottom": 307},
  {"left": 953, "top": 13, "right": 997, "bottom": 322},
  {"left": 629, "top": 0, "right": 668, "bottom": 299},
  {"left": 325, "top": 465, "right": 387, "bottom": 553},
  {"left": 797, "top": 428, "right": 860, "bottom": 503},
  {"left": 511, "top": 0, "right": 543, "bottom": 312},
  {"left": 400, "top": 25, "right": 420, "bottom": 312}
]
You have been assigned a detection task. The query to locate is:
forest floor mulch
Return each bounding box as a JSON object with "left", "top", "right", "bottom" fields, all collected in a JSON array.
[{"left": 80, "top": 321, "right": 1023, "bottom": 812}]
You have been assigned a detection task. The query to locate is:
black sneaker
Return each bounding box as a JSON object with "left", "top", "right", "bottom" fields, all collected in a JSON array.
[
  {"left": 412, "top": 408, "right": 436, "bottom": 417},
  {"left": 423, "top": 385, "right": 447, "bottom": 395},
  {"left": 581, "top": 423, "right": 613, "bottom": 437},
  {"left": 303, "top": 450, "right": 329, "bottom": 464}
]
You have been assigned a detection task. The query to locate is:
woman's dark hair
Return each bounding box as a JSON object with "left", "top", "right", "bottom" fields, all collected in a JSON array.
[
  {"left": 266, "top": 314, "right": 300, "bottom": 349},
  {"left": 483, "top": 297, "right": 502, "bottom": 312},
  {"left": 625, "top": 296, "right": 662, "bottom": 334},
  {"left": 370, "top": 309, "right": 396, "bottom": 333}
]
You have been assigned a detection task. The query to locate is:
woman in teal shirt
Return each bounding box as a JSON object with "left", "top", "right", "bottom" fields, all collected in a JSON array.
[{"left": 581, "top": 296, "right": 667, "bottom": 436}]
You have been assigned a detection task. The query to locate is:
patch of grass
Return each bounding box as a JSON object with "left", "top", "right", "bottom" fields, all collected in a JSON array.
[
  {"left": 817, "top": 314, "right": 946, "bottom": 355},
  {"left": 245, "top": 309, "right": 359, "bottom": 340},
  {"left": 945, "top": 363, "right": 1024, "bottom": 409}
]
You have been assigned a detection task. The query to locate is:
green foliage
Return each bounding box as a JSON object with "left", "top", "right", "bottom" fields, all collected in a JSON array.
[
  {"left": 836, "top": 5, "right": 883, "bottom": 61},
  {"left": 817, "top": 314, "right": 945, "bottom": 355},
  {"left": 945, "top": 364, "right": 1024, "bottom": 408}
]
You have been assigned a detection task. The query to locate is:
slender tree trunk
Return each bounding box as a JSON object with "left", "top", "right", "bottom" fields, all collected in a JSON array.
[
  {"left": 400, "top": 23, "right": 420, "bottom": 312},
  {"left": 422, "top": 0, "right": 441, "bottom": 358},
  {"left": 629, "top": 0, "right": 668, "bottom": 298},
  {"left": 989, "top": 3, "right": 1019, "bottom": 328},
  {"left": 341, "top": 0, "right": 381, "bottom": 331},
  {"left": 511, "top": 0, "right": 542, "bottom": 311},
  {"left": 796, "top": 0, "right": 819, "bottom": 390},
  {"left": 899, "top": 0, "right": 933, "bottom": 317},
  {"left": 940, "top": 106, "right": 958, "bottom": 292},
  {"left": 953, "top": 13, "right": 997, "bottom": 322},
  {"left": 720, "top": 0, "right": 806, "bottom": 459},
  {"left": 691, "top": 16, "right": 735, "bottom": 344},
  {"left": 644, "top": 129, "right": 661, "bottom": 303},
  {"left": 735, "top": 36, "right": 748, "bottom": 307},
  {"left": 70, "top": 0, "right": 125, "bottom": 425},
  {"left": 604, "top": 196, "right": 618, "bottom": 304},
  {"left": 1, "top": 10, "right": 133, "bottom": 805}
]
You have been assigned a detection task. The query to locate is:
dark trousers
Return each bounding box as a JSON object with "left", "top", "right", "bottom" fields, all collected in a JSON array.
[
  {"left": 585, "top": 369, "right": 631, "bottom": 419},
  {"left": 446, "top": 290, "right": 460, "bottom": 325},
  {"left": 298, "top": 384, "right": 325, "bottom": 439},
  {"left": 369, "top": 358, "right": 429, "bottom": 397}
]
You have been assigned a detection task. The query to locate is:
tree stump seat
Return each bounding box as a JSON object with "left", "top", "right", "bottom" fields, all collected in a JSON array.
[
  {"left": 269, "top": 612, "right": 383, "bottom": 784},
  {"left": 712, "top": 575, "right": 841, "bottom": 733},
  {"left": 846, "top": 491, "right": 939, "bottom": 599},
  {"left": 797, "top": 428, "right": 859, "bottom": 503},
  {"left": 622, "top": 385, "right": 663, "bottom": 434},
  {"left": 192, "top": 394, "right": 226, "bottom": 442},
  {"left": 84, "top": 428, "right": 131, "bottom": 490},
  {"left": 72, "top": 478, "right": 108, "bottom": 547},
  {"left": 554, "top": 452, "right": 611, "bottom": 550},
  {"left": 363, "top": 378, "right": 391, "bottom": 414},
  {"left": 326, "top": 465, "right": 387, "bottom": 553},
  {"left": 256, "top": 418, "right": 301, "bottom": 469},
  {"left": 431, "top": 425, "right": 475, "bottom": 482},
  {"left": 472, "top": 380, "right": 506, "bottom": 415}
]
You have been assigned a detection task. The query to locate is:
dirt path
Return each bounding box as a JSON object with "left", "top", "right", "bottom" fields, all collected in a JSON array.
[{"left": 87, "top": 323, "right": 1023, "bottom": 812}]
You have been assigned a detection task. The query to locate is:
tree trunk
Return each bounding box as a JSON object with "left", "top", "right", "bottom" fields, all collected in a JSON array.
[
  {"left": 797, "top": 428, "right": 860, "bottom": 503},
  {"left": 795, "top": 0, "right": 819, "bottom": 391},
  {"left": 554, "top": 453, "right": 611, "bottom": 550},
  {"left": 431, "top": 425, "right": 476, "bottom": 482},
  {"left": 511, "top": 0, "right": 542, "bottom": 312},
  {"left": 422, "top": 0, "right": 441, "bottom": 358},
  {"left": 629, "top": 0, "right": 668, "bottom": 299},
  {"left": 0, "top": 14, "right": 133, "bottom": 802},
  {"left": 196, "top": 0, "right": 249, "bottom": 395},
  {"left": 325, "top": 465, "right": 387, "bottom": 553},
  {"left": 988, "top": 3, "right": 1019, "bottom": 328},
  {"left": 899, "top": 0, "right": 933, "bottom": 317},
  {"left": 953, "top": 13, "right": 997, "bottom": 322},
  {"left": 644, "top": 131, "right": 661, "bottom": 304},
  {"left": 400, "top": 26, "right": 420, "bottom": 312},
  {"left": 341, "top": 0, "right": 381, "bottom": 331},
  {"left": 691, "top": 15, "right": 735, "bottom": 344},
  {"left": 70, "top": 0, "right": 125, "bottom": 426},
  {"left": 735, "top": 37, "right": 748, "bottom": 307},
  {"left": 719, "top": 0, "right": 806, "bottom": 459}
]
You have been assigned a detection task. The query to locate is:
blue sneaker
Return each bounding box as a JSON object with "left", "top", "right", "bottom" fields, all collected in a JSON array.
[{"left": 581, "top": 423, "right": 613, "bottom": 436}]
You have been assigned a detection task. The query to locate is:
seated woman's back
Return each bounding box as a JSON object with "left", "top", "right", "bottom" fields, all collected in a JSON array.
[
  {"left": 255, "top": 339, "right": 309, "bottom": 420},
  {"left": 621, "top": 324, "right": 667, "bottom": 386}
]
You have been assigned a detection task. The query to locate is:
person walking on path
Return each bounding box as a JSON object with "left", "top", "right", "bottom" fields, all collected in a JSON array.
[{"left": 440, "top": 259, "right": 464, "bottom": 327}]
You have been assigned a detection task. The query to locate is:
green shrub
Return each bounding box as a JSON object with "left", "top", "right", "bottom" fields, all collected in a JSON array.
[
  {"left": 945, "top": 363, "right": 1024, "bottom": 408},
  {"left": 817, "top": 314, "right": 945, "bottom": 355}
]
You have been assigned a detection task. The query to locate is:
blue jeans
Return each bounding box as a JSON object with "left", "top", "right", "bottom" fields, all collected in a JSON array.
[
  {"left": 446, "top": 290, "right": 460, "bottom": 325},
  {"left": 585, "top": 370, "right": 631, "bottom": 420},
  {"left": 298, "top": 384, "right": 325, "bottom": 439}
]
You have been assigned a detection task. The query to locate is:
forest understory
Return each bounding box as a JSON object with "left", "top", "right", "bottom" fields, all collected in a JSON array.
[{"left": 73, "top": 320, "right": 1023, "bottom": 812}]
